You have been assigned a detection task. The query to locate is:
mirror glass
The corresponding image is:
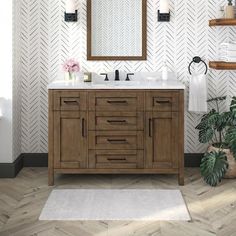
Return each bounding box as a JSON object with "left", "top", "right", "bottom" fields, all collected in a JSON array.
[{"left": 87, "top": 0, "right": 146, "bottom": 60}]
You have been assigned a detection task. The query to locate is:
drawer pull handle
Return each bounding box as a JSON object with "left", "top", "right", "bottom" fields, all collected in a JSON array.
[
  {"left": 107, "top": 100, "right": 127, "bottom": 104},
  {"left": 149, "top": 118, "right": 152, "bottom": 137},
  {"left": 107, "top": 120, "right": 126, "bottom": 123},
  {"left": 63, "top": 100, "right": 79, "bottom": 105},
  {"left": 155, "top": 100, "right": 171, "bottom": 104},
  {"left": 107, "top": 158, "right": 126, "bottom": 161},
  {"left": 82, "top": 118, "right": 85, "bottom": 137},
  {"left": 107, "top": 139, "right": 127, "bottom": 144}
]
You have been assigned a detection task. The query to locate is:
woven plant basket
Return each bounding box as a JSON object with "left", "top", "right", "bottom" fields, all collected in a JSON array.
[{"left": 208, "top": 145, "right": 236, "bottom": 179}]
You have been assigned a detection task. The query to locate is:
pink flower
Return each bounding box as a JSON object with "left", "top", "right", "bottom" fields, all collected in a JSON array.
[{"left": 62, "top": 59, "right": 80, "bottom": 73}]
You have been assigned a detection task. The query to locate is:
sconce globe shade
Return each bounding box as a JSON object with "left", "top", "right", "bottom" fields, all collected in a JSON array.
[
  {"left": 160, "top": 0, "right": 169, "bottom": 13},
  {"left": 66, "top": 0, "right": 76, "bottom": 13}
]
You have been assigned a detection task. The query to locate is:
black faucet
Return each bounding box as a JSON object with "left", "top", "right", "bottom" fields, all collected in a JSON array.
[{"left": 115, "top": 70, "right": 119, "bottom": 81}]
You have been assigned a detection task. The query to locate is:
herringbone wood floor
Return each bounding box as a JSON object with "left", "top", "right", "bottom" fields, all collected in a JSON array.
[{"left": 0, "top": 168, "right": 236, "bottom": 236}]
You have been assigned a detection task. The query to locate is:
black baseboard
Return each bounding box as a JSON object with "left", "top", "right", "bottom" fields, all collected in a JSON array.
[
  {"left": 184, "top": 153, "right": 203, "bottom": 167},
  {"left": 0, "top": 153, "right": 203, "bottom": 178},
  {"left": 23, "top": 153, "right": 48, "bottom": 167},
  {"left": 0, "top": 154, "right": 24, "bottom": 178}
]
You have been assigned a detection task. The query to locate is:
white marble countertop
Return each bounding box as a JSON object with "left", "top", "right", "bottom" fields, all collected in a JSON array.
[{"left": 47, "top": 79, "right": 185, "bottom": 90}]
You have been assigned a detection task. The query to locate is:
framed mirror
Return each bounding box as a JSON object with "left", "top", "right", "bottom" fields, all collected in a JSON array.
[{"left": 87, "top": 0, "right": 147, "bottom": 60}]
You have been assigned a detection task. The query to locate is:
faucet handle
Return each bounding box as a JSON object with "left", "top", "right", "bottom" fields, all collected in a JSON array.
[
  {"left": 100, "top": 73, "right": 109, "bottom": 81},
  {"left": 125, "top": 73, "right": 134, "bottom": 81},
  {"left": 115, "top": 70, "right": 120, "bottom": 81}
]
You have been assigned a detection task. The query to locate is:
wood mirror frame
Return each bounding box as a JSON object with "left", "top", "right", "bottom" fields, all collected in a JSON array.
[{"left": 87, "top": 0, "right": 147, "bottom": 61}]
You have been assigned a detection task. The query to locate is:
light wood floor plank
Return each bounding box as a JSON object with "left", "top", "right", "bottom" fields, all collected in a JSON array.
[{"left": 0, "top": 167, "right": 235, "bottom": 236}]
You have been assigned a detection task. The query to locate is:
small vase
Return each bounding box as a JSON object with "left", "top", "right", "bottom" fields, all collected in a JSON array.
[{"left": 65, "top": 72, "right": 76, "bottom": 81}]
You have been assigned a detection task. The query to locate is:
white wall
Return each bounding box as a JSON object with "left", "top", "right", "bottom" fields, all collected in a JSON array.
[
  {"left": 13, "top": 0, "right": 22, "bottom": 162},
  {"left": 0, "top": 0, "right": 13, "bottom": 162},
  {"left": 0, "top": 0, "right": 21, "bottom": 163},
  {"left": 16, "top": 0, "right": 236, "bottom": 154},
  {"left": 0, "top": 99, "right": 13, "bottom": 163}
]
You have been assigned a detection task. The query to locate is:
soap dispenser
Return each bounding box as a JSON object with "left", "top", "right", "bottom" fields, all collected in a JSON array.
[
  {"left": 225, "top": 0, "right": 235, "bottom": 19},
  {"left": 162, "top": 61, "right": 168, "bottom": 81}
]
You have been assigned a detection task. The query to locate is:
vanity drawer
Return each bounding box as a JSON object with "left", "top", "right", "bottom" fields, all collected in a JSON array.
[
  {"left": 89, "top": 150, "right": 144, "bottom": 169},
  {"left": 89, "top": 91, "right": 144, "bottom": 111},
  {"left": 146, "top": 91, "right": 179, "bottom": 112},
  {"left": 53, "top": 91, "right": 87, "bottom": 111},
  {"left": 89, "top": 112, "right": 143, "bottom": 131},
  {"left": 89, "top": 131, "right": 143, "bottom": 150}
]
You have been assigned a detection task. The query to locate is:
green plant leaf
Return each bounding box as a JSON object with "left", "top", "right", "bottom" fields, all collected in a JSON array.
[
  {"left": 216, "top": 112, "right": 230, "bottom": 132},
  {"left": 208, "top": 113, "right": 220, "bottom": 127},
  {"left": 199, "top": 128, "right": 214, "bottom": 143},
  {"left": 230, "top": 96, "right": 236, "bottom": 111},
  {"left": 200, "top": 151, "right": 228, "bottom": 187},
  {"left": 196, "top": 109, "right": 220, "bottom": 143},
  {"left": 196, "top": 109, "right": 217, "bottom": 130},
  {"left": 207, "top": 96, "right": 227, "bottom": 103},
  {"left": 225, "top": 127, "right": 236, "bottom": 159},
  {"left": 196, "top": 97, "right": 236, "bottom": 146},
  {"left": 229, "top": 97, "right": 236, "bottom": 125}
]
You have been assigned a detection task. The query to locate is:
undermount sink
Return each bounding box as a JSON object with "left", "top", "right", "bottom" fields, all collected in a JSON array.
[
  {"left": 84, "top": 71, "right": 182, "bottom": 89},
  {"left": 112, "top": 81, "right": 141, "bottom": 86},
  {"left": 92, "top": 81, "right": 141, "bottom": 86}
]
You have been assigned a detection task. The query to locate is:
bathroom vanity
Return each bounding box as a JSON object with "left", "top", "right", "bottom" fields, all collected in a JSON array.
[{"left": 48, "top": 79, "right": 185, "bottom": 186}]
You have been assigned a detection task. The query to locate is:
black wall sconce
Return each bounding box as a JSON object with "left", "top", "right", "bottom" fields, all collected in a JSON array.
[
  {"left": 65, "top": 0, "right": 78, "bottom": 22},
  {"left": 158, "top": 0, "right": 170, "bottom": 22},
  {"left": 158, "top": 10, "right": 170, "bottom": 22},
  {"left": 65, "top": 10, "right": 78, "bottom": 22}
]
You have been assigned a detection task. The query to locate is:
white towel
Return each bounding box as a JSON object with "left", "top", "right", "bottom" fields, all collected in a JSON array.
[
  {"left": 188, "top": 73, "right": 208, "bottom": 113},
  {"left": 220, "top": 56, "right": 236, "bottom": 62},
  {"left": 220, "top": 43, "right": 236, "bottom": 51},
  {"left": 219, "top": 50, "right": 236, "bottom": 57}
]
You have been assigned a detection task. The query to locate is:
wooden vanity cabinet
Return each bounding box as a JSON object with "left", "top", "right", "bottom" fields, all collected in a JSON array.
[
  {"left": 145, "top": 91, "right": 184, "bottom": 185},
  {"left": 48, "top": 89, "right": 184, "bottom": 186},
  {"left": 48, "top": 90, "right": 88, "bottom": 185},
  {"left": 53, "top": 111, "right": 87, "bottom": 169},
  {"left": 145, "top": 112, "right": 179, "bottom": 169}
]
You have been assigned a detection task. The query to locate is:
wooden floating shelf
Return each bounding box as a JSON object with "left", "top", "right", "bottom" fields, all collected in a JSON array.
[
  {"left": 209, "top": 19, "right": 236, "bottom": 26},
  {"left": 209, "top": 61, "right": 236, "bottom": 70}
]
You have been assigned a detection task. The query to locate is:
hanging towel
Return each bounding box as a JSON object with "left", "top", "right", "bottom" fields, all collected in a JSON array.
[
  {"left": 220, "top": 49, "right": 236, "bottom": 57},
  {"left": 220, "top": 42, "right": 236, "bottom": 51},
  {"left": 188, "top": 73, "right": 208, "bottom": 113},
  {"left": 220, "top": 56, "right": 236, "bottom": 62}
]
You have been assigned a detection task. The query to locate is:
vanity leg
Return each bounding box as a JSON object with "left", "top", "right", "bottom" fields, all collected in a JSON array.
[
  {"left": 178, "top": 173, "right": 184, "bottom": 186},
  {"left": 178, "top": 90, "right": 184, "bottom": 186},
  {"left": 48, "top": 168, "right": 54, "bottom": 186},
  {"left": 48, "top": 91, "right": 54, "bottom": 186}
]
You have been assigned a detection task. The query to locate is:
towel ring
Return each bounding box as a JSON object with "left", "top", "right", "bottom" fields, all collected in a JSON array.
[{"left": 188, "top": 56, "right": 208, "bottom": 75}]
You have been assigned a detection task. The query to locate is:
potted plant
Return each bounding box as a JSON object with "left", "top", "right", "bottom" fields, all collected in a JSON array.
[{"left": 195, "top": 96, "right": 236, "bottom": 186}]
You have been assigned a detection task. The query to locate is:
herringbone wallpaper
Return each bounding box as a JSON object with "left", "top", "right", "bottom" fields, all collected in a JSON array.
[{"left": 18, "top": 0, "right": 236, "bottom": 153}]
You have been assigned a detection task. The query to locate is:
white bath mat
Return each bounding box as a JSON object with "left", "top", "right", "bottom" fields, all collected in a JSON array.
[{"left": 39, "top": 189, "right": 191, "bottom": 221}]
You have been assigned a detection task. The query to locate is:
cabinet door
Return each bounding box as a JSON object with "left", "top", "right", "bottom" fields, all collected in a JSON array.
[
  {"left": 145, "top": 112, "right": 179, "bottom": 169},
  {"left": 54, "top": 111, "right": 87, "bottom": 168}
]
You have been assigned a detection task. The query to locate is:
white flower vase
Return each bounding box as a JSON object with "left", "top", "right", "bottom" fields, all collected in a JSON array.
[{"left": 65, "top": 72, "right": 76, "bottom": 81}]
